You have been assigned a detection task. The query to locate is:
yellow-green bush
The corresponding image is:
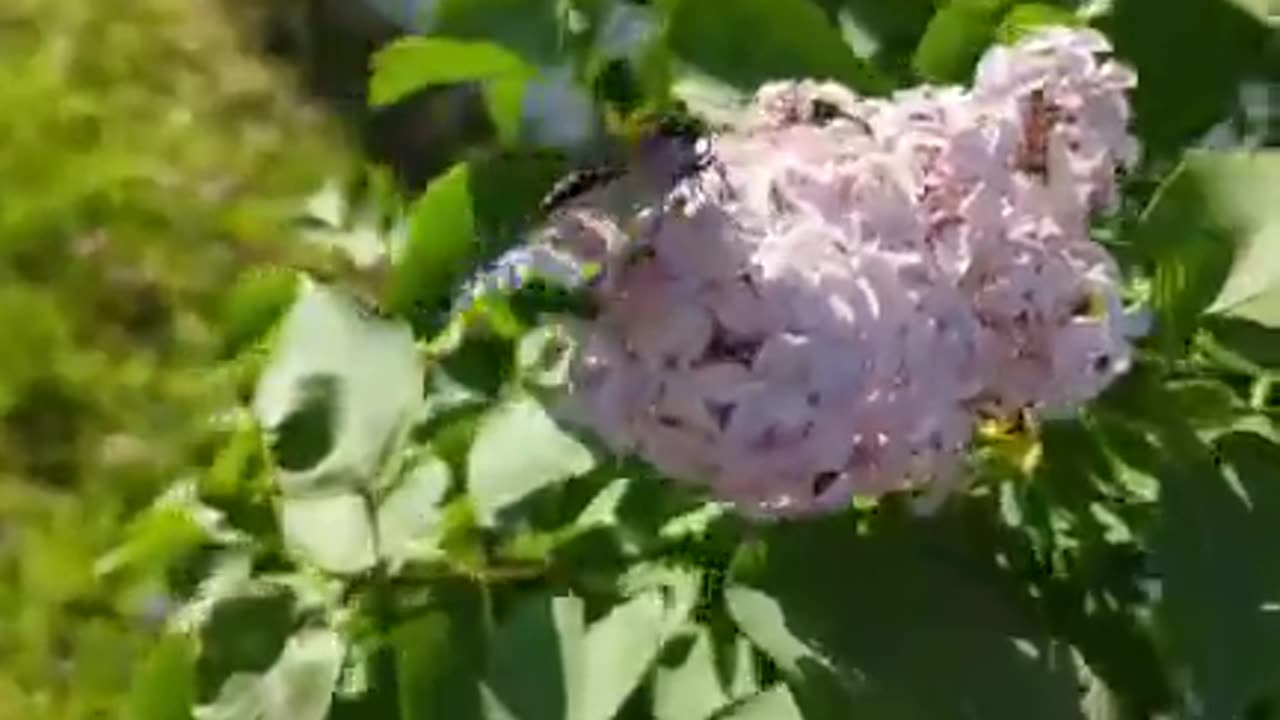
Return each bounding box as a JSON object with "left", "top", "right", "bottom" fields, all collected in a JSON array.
[{"left": 0, "top": 0, "right": 348, "bottom": 716}]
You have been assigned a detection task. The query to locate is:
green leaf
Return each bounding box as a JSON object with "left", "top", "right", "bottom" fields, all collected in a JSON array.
[
  {"left": 466, "top": 392, "right": 596, "bottom": 525},
  {"left": 128, "top": 634, "right": 198, "bottom": 720},
  {"left": 485, "top": 594, "right": 586, "bottom": 720},
  {"left": 96, "top": 502, "right": 208, "bottom": 578},
  {"left": 727, "top": 516, "right": 1084, "bottom": 719},
  {"left": 431, "top": 0, "right": 566, "bottom": 66},
  {"left": 270, "top": 374, "right": 339, "bottom": 474},
  {"left": 196, "top": 628, "right": 345, "bottom": 720},
  {"left": 573, "top": 477, "right": 632, "bottom": 530},
  {"left": 279, "top": 493, "right": 377, "bottom": 575},
  {"left": 581, "top": 591, "right": 672, "bottom": 720},
  {"left": 653, "top": 629, "right": 731, "bottom": 720},
  {"left": 389, "top": 162, "right": 477, "bottom": 319},
  {"left": 1196, "top": 153, "right": 1280, "bottom": 325},
  {"left": 516, "top": 323, "right": 578, "bottom": 389},
  {"left": 913, "top": 0, "right": 1012, "bottom": 83},
  {"left": 482, "top": 76, "right": 528, "bottom": 147},
  {"left": 720, "top": 587, "right": 855, "bottom": 716},
  {"left": 808, "top": 0, "right": 936, "bottom": 69},
  {"left": 370, "top": 37, "right": 531, "bottom": 107},
  {"left": 665, "top": 0, "right": 890, "bottom": 94},
  {"left": 220, "top": 268, "right": 300, "bottom": 357},
  {"left": 376, "top": 454, "right": 451, "bottom": 567},
  {"left": 394, "top": 583, "right": 487, "bottom": 720},
  {"left": 715, "top": 685, "right": 805, "bottom": 720},
  {"left": 995, "top": 4, "right": 1082, "bottom": 43},
  {"left": 1103, "top": 0, "right": 1272, "bottom": 154},
  {"left": 668, "top": 69, "right": 753, "bottom": 127},
  {"left": 197, "top": 593, "right": 296, "bottom": 701},
  {"left": 254, "top": 282, "right": 422, "bottom": 494},
  {"left": 1152, "top": 430, "right": 1280, "bottom": 717},
  {"left": 464, "top": 150, "right": 568, "bottom": 253},
  {"left": 1203, "top": 316, "right": 1280, "bottom": 370},
  {"left": 1135, "top": 151, "right": 1280, "bottom": 349},
  {"left": 1222, "top": 0, "right": 1272, "bottom": 22},
  {"left": 261, "top": 629, "right": 346, "bottom": 720}
]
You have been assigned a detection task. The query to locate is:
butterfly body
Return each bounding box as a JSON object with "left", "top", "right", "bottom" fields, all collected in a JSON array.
[{"left": 539, "top": 165, "right": 628, "bottom": 214}]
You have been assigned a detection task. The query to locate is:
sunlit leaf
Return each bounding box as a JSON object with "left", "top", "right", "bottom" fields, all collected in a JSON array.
[
  {"left": 279, "top": 493, "right": 377, "bottom": 575},
  {"left": 254, "top": 282, "right": 422, "bottom": 494},
  {"left": 370, "top": 37, "right": 531, "bottom": 107},
  {"left": 913, "top": 0, "right": 1011, "bottom": 83},
  {"left": 375, "top": 454, "right": 451, "bottom": 567},
  {"left": 220, "top": 268, "right": 300, "bottom": 358},
  {"left": 1136, "top": 151, "right": 1280, "bottom": 351},
  {"left": 466, "top": 392, "right": 596, "bottom": 524},
  {"left": 128, "top": 634, "right": 198, "bottom": 720},
  {"left": 652, "top": 628, "right": 730, "bottom": 720},
  {"left": 716, "top": 685, "right": 805, "bottom": 720},
  {"left": 389, "top": 162, "right": 477, "bottom": 320},
  {"left": 996, "top": 3, "right": 1082, "bottom": 42},
  {"left": 482, "top": 76, "right": 528, "bottom": 147},
  {"left": 581, "top": 591, "right": 671, "bottom": 720}
]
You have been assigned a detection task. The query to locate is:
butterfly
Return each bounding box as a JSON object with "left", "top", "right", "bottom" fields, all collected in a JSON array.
[{"left": 539, "top": 107, "right": 716, "bottom": 215}]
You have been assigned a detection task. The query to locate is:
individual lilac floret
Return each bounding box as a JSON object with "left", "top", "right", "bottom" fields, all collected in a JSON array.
[{"left": 529, "top": 27, "right": 1145, "bottom": 519}]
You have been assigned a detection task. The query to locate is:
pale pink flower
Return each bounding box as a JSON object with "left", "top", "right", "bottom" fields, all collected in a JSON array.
[{"left": 525, "top": 27, "right": 1144, "bottom": 518}]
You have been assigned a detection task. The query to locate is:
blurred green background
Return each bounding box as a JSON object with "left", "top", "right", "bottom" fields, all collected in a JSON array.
[{"left": 0, "top": 0, "right": 354, "bottom": 716}]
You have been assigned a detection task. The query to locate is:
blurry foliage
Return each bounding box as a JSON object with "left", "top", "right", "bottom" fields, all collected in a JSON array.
[{"left": 0, "top": 0, "right": 350, "bottom": 716}]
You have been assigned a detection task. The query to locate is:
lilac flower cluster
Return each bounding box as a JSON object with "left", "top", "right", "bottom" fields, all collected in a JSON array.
[{"left": 539, "top": 28, "right": 1147, "bottom": 518}]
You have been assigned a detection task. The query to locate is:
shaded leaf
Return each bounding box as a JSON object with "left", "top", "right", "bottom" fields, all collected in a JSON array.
[
  {"left": 1103, "top": 0, "right": 1272, "bottom": 154},
  {"left": 1203, "top": 316, "right": 1280, "bottom": 370},
  {"left": 808, "top": 0, "right": 936, "bottom": 68},
  {"left": 485, "top": 594, "right": 586, "bottom": 720},
  {"left": 432, "top": 0, "right": 565, "bottom": 66},
  {"left": 394, "top": 583, "right": 487, "bottom": 720},
  {"left": 270, "top": 374, "right": 339, "bottom": 474},
  {"left": 728, "top": 516, "right": 1084, "bottom": 719},
  {"left": 197, "top": 593, "right": 295, "bottom": 701},
  {"left": 1152, "top": 430, "right": 1280, "bottom": 717},
  {"left": 666, "top": 0, "right": 890, "bottom": 94}
]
